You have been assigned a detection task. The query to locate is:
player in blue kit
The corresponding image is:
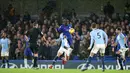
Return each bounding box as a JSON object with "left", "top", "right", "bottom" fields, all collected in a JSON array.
[
  {"left": 113, "top": 28, "right": 128, "bottom": 70},
  {"left": 81, "top": 24, "right": 108, "bottom": 72},
  {"left": 56, "top": 19, "right": 74, "bottom": 62},
  {"left": 24, "top": 35, "right": 33, "bottom": 68},
  {"left": 49, "top": 19, "right": 74, "bottom": 69},
  {"left": 0, "top": 32, "right": 10, "bottom": 68}
]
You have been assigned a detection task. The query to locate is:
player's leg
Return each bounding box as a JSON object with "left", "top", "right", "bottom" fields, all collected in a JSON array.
[
  {"left": 52, "top": 51, "right": 63, "bottom": 65},
  {"left": 63, "top": 38, "right": 73, "bottom": 62},
  {"left": 81, "top": 52, "right": 95, "bottom": 71},
  {"left": 49, "top": 47, "right": 65, "bottom": 69},
  {"left": 1, "top": 49, "right": 6, "bottom": 68},
  {"left": 24, "top": 48, "right": 28, "bottom": 68},
  {"left": 99, "top": 45, "right": 106, "bottom": 72},
  {"left": 33, "top": 49, "right": 38, "bottom": 68},
  {"left": 121, "top": 48, "right": 128, "bottom": 70},
  {"left": 81, "top": 45, "right": 98, "bottom": 71},
  {"left": 24, "top": 56, "right": 28, "bottom": 68},
  {"left": 30, "top": 43, "right": 38, "bottom": 68},
  {"left": 4, "top": 51, "right": 9, "bottom": 68},
  {"left": 5, "top": 56, "right": 9, "bottom": 68},
  {"left": 1, "top": 50, "right": 5, "bottom": 68},
  {"left": 64, "top": 47, "right": 73, "bottom": 61},
  {"left": 1, "top": 57, "right": 5, "bottom": 68},
  {"left": 116, "top": 50, "right": 123, "bottom": 70}
]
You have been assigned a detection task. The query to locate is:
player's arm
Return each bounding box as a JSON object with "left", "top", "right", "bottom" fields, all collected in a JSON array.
[
  {"left": 0, "top": 39, "right": 1, "bottom": 48},
  {"left": 103, "top": 31, "right": 108, "bottom": 47},
  {"left": 8, "top": 39, "right": 11, "bottom": 51},
  {"left": 41, "top": 34, "right": 47, "bottom": 42},
  {"left": 121, "top": 33, "right": 128, "bottom": 47},
  {"left": 56, "top": 25, "right": 63, "bottom": 33},
  {"left": 88, "top": 32, "right": 94, "bottom": 50},
  {"left": 38, "top": 28, "right": 47, "bottom": 42},
  {"left": 114, "top": 36, "right": 118, "bottom": 47},
  {"left": 24, "top": 35, "right": 29, "bottom": 42}
]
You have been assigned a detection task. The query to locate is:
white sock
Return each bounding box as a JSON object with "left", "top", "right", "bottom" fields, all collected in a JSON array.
[
  {"left": 117, "top": 59, "right": 120, "bottom": 69},
  {"left": 24, "top": 58, "right": 28, "bottom": 68},
  {"left": 67, "top": 48, "right": 73, "bottom": 56}
]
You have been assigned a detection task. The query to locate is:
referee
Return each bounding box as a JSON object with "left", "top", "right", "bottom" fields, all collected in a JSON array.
[{"left": 29, "top": 23, "right": 45, "bottom": 69}]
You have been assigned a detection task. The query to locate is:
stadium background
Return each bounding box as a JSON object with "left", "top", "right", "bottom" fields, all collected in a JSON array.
[{"left": 0, "top": 0, "right": 130, "bottom": 70}]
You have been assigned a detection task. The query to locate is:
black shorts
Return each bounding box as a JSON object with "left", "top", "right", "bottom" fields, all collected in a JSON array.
[{"left": 30, "top": 43, "right": 38, "bottom": 53}]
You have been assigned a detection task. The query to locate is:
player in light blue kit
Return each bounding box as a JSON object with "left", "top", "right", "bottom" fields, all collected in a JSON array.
[
  {"left": 81, "top": 24, "right": 108, "bottom": 72},
  {"left": 114, "top": 28, "right": 128, "bottom": 70},
  {"left": 49, "top": 19, "right": 74, "bottom": 69},
  {"left": 0, "top": 32, "right": 10, "bottom": 68},
  {"left": 49, "top": 33, "right": 68, "bottom": 69}
]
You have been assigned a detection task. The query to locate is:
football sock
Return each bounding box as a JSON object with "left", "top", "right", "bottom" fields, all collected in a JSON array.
[
  {"left": 101, "top": 56, "right": 105, "bottom": 70},
  {"left": 34, "top": 57, "right": 38, "bottom": 67},
  {"left": 119, "top": 58, "right": 123, "bottom": 70},
  {"left": 52, "top": 56, "right": 58, "bottom": 65},
  {"left": 24, "top": 58, "right": 28, "bottom": 68},
  {"left": 85, "top": 56, "right": 92, "bottom": 67}
]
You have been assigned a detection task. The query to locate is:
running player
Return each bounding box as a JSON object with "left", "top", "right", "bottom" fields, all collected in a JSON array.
[
  {"left": 0, "top": 32, "right": 10, "bottom": 68},
  {"left": 81, "top": 24, "right": 108, "bottom": 72},
  {"left": 114, "top": 28, "right": 128, "bottom": 70},
  {"left": 49, "top": 33, "right": 68, "bottom": 69},
  {"left": 49, "top": 19, "right": 74, "bottom": 69},
  {"left": 24, "top": 34, "right": 33, "bottom": 68}
]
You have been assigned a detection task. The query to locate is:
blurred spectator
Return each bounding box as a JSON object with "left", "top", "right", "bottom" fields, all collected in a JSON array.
[
  {"left": 1, "top": 3, "right": 130, "bottom": 60},
  {"left": 7, "top": 4, "right": 15, "bottom": 24},
  {"left": 73, "top": 31, "right": 80, "bottom": 55},
  {"left": 23, "top": 12, "right": 31, "bottom": 22},
  {"left": 124, "top": 2, "right": 130, "bottom": 15},
  {"left": 103, "top": 1, "right": 114, "bottom": 18}
]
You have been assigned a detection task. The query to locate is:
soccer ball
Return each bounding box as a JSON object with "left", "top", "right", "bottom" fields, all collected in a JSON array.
[{"left": 69, "top": 28, "right": 75, "bottom": 34}]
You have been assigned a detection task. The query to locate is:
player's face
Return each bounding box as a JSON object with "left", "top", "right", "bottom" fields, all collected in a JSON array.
[
  {"left": 116, "top": 29, "right": 120, "bottom": 34},
  {"left": 2, "top": 33, "right": 6, "bottom": 38},
  {"left": 67, "top": 19, "right": 69, "bottom": 24},
  {"left": 35, "top": 24, "right": 38, "bottom": 28},
  {"left": 62, "top": 19, "right": 67, "bottom": 25}
]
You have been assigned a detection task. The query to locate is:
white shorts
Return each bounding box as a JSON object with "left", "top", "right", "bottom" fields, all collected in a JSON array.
[
  {"left": 63, "top": 38, "right": 70, "bottom": 48},
  {"left": 66, "top": 48, "right": 73, "bottom": 56},
  {"left": 91, "top": 44, "right": 106, "bottom": 54},
  {"left": 119, "top": 48, "right": 128, "bottom": 58},
  {"left": 1, "top": 49, "right": 9, "bottom": 57},
  {"left": 57, "top": 46, "right": 67, "bottom": 54}
]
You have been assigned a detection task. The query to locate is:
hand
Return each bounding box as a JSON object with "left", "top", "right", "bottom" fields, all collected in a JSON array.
[
  {"left": 88, "top": 47, "right": 91, "bottom": 50},
  {"left": 51, "top": 40, "right": 55, "bottom": 43},
  {"left": 112, "top": 48, "right": 114, "bottom": 52},
  {"left": 125, "top": 44, "right": 128, "bottom": 48}
]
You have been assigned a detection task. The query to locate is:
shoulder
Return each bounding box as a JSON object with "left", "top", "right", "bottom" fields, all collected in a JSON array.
[
  {"left": 99, "top": 29, "right": 105, "bottom": 33},
  {"left": 90, "top": 30, "right": 95, "bottom": 35},
  {"left": 59, "top": 24, "right": 64, "bottom": 28},
  {"left": 60, "top": 33, "right": 64, "bottom": 38}
]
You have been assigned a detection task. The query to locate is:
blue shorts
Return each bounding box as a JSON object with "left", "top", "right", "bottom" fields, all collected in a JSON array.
[
  {"left": 115, "top": 44, "right": 120, "bottom": 52},
  {"left": 24, "top": 48, "right": 32, "bottom": 56},
  {"left": 67, "top": 38, "right": 73, "bottom": 46}
]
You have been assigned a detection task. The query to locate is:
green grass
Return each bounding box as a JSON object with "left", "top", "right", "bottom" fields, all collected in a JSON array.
[{"left": 0, "top": 69, "right": 129, "bottom": 73}]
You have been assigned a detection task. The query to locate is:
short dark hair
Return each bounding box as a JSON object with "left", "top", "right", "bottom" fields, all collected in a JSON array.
[
  {"left": 91, "top": 23, "right": 97, "bottom": 28},
  {"left": 116, "top": 27, "right": 122, "bottom": 31},
  {"left": 33, "top": 22, "right": 38, "bottom": 26}
]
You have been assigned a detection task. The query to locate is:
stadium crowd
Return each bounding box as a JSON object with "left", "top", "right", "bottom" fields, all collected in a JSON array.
[{"left": 0, "top": 2, "right": 130, "bottom": 60}]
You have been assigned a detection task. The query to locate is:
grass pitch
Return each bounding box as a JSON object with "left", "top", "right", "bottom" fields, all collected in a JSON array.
[{"left": 0, "top": 69, "right": 129, "bottom": 73}]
